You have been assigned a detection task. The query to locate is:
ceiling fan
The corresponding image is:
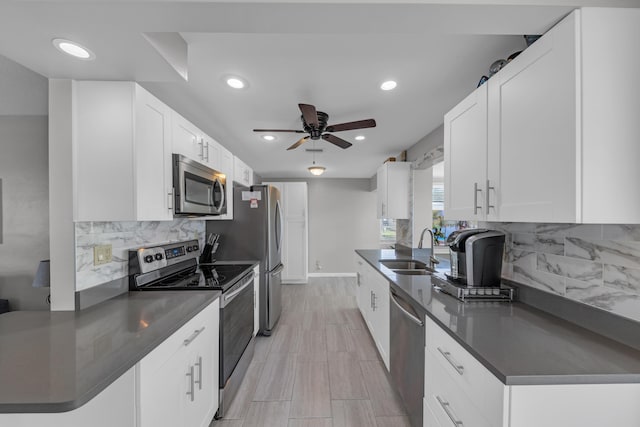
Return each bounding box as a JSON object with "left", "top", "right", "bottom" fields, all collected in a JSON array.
[{"left": 253, "top": 103, "right": 376, "bottom": 150}]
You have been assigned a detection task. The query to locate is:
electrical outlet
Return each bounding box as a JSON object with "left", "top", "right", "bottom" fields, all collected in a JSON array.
[{"left": 93, "top": 244, "right": 112, "bottom": 266}]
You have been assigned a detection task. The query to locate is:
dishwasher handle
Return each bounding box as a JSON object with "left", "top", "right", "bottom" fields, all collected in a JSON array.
[{"left": 390, "top": 290, "right": 424, "bottom": 326}]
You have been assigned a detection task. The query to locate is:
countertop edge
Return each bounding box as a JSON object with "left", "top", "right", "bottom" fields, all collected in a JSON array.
[
  {"left": 355, "top": 249, "right": 640, "bottom": 387},
  {"left": 0, "top": 291, "right": 222, "bottom": 414}
]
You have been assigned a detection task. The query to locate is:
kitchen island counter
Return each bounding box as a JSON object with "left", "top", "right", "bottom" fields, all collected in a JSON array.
[
  {"left": 356, "top": 249, "right": 640, "bottom": 386},
  {"left": 0, "top": 290, "right": 221, "bottom": 413}
]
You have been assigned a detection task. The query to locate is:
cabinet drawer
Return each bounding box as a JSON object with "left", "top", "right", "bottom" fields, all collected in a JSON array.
[
  {"left": 425, "top": 317, "right": 504, "bottom": 426},
  {"left": 142, "top": 301, "right": 217, "bottom": 371},
  {"left": 424, "top": 397, "right": 442, "bottom": 427},
  {"left": 425, "top": 350, "right": 492, "bottom": 427}
]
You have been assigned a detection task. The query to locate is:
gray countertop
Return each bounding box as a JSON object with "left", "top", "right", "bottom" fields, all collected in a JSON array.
[
  {"left": 356, "top": 249, "right": 640, "bottom": 386},
  {"left": 0, "top": 290, "right": 221, "bottom": 413}
]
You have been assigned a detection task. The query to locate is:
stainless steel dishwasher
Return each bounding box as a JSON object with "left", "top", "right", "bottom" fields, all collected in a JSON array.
[{"left": 390, "top": 286, "right": 425, "bottom": 427}]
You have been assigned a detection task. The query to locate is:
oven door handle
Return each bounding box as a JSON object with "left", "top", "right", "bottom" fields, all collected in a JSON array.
[{"left": 224, "top": 275, "right": 254, "bottom": 304}]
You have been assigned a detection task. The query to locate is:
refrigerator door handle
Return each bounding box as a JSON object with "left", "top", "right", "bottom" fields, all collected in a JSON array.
[
  {"left": 271, "top": 264, "right": 285, "bottom": 275},
  {"left": 275, "top": 200, "right": 283, "bottom": 253}
]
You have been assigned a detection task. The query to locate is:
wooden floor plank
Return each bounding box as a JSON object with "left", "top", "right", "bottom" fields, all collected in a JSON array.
[
  {"left": 242, "top": 401, "right": 291, "bottom": 427},
  {"left": 359, "top": 360, "right": 406, "bottom": 417},
  {"left": 331, "top": 400, "right": 378, "bottom": 427},
  {"left": 289, "top": 361, "right": 332, "bottom": 418},
  {"left": 253, "top": 353, "right": 297, "bottom": 401},
  {"left": 328, "top": 359, "right": 369, "bottom": 400}
]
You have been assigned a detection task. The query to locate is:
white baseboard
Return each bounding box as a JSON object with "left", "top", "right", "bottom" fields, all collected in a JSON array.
[{"left": 307, "top": 272, "right": 357, "bottom": 278}]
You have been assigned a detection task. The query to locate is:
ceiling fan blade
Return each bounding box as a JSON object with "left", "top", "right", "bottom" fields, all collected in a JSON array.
[
  {"left": 298, "top": 103, "right": 319, "bottom": 128},
  {"left": 287, "top": 136, "right": 310, "bottom": 151},
  {"left": 253, "top": 129, "right": 305, "bottom": 133},
  {"left": 322, "top": 133, "right": 352, "bottom": 149},
  {"left": 325, "top": 119, "right": 376, "bottom": 133}
]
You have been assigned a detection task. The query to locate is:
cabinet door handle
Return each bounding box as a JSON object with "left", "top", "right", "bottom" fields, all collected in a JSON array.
[
  {"left": 473, "top": 182, "right": 482, "bottom": 215},
  {"left": 437, "top": 347, "right": 465, "bottom": 375},
  {"left": 486, "top": 179, "right": 495, "bottom": 212},
  {"left": 372, "top": 292, "right": 377, "bottom": 311},
  {"left": 370, "top": 290, "right": 373, "bottom": 308},
  {"left": 167, "top": 189, "right": 174, "bottom": 211},
  {"left": 204, "top": 142, "right": 209, "bottom": 162},
  {"left": 198, "top": 138, "right": 205, "bottom": 159},
  {"left": 183, "top": 327, "right": 206, "bottom": 347},
  {"left": 436, "top": 396, "right": 463, "bottom": 426},
  {"left": 186, "top": 365, "right": 195, "bottom": 402},
  {"left": 195, "top": 356, "right": 203, "bottom": 390}
]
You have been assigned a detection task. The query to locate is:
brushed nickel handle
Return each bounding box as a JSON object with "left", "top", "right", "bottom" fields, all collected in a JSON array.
[
  {"left": 390, "top": 291, "right": 423, "bottom": 326},
  {"left": 437, "top": 347, "right": 464, "bottom": 375},
  {"left": 183, "top": 327, "right": 206, "bottom": 347},
  {"left": 370, "top": 290, "right": 374, "bottom": 309},
  {"left": 186, "top": 365, "right": 195, "bottom": 402},
  {"left": 486, "top": 179, "right": 495, "bottom": 212},
  {"left": 372, "top": 292, "right": 377, "bottom": 311},
  {"left": 473, "top": 182, "right": 482, "bottom": 215},
  {"left": 198, "top": 138, "right": 205, "bottom": 160},
  {"left": 195, "top": 356, "right": 203, "bottom": 390},
  {"left": 204, "top": 142, "right": 209, "bottom": 162},
  {"left": 167, "top": 189, "right": 174, "bottom": 211},
  {"left": 436, "top": 396, "right": 463, "bottom": 426}
]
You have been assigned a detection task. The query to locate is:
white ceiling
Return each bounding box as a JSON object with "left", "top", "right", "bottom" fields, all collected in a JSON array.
[{"left": 0, "top": 1, "right": 634, "bottom": 178}]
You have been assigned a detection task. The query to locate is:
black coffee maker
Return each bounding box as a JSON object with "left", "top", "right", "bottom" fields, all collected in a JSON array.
[{"left": 445, "top": 229, "right": 505, "bottom": 287}]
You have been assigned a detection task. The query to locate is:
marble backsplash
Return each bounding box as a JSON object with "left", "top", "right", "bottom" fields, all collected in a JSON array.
[
  {"left": 75, "top": 219, "right": 206, "bottom": 291},
  {"left": 481, "top": 222, "right": 640, "bottom": 323}
]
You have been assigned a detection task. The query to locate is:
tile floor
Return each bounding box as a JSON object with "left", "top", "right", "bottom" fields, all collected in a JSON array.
[{"left": 210, "top": 277, "right": 409, "bottom": 427}]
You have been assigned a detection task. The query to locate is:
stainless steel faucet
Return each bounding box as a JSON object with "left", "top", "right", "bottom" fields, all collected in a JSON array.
[{"left": 418, "top": 227, "right": 440, "bottom": 270}]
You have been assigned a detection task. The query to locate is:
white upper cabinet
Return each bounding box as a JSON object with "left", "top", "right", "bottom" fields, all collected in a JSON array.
[
  {"left": 74, "top": 82, "right": 173, "bottom": 221},
  {"left": 233, "top": 156, "right": 253, "bottom": 187},
  {"left": 444, "top": 84, "right": 488, "bottom": 221},
  {"left": 377, "top": 162, "right": 411, "bottom": 219},
  {"left": 445, "top": 8, "right": 640, "bottom": 224},
  {"left": 487, "top": 11, "right": 577, "bottom": 223},
  {"left": 218, "top": 146, "right": 234, "bottom": 220},
  {"left": 172, "top": 112, "right": 202, "bottom": 163}
]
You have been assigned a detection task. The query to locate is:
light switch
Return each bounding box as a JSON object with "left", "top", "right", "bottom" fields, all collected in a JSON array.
[{"left": 94, "top": 244, "right": 112, "bottom": 266}]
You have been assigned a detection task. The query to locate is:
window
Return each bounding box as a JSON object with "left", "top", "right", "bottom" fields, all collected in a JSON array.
[
  {"left": 380, "top": 218, "right": 396, "bottom": 249},
  {"left": 431, "top": 162, "right": 475, "bottom": 250}
]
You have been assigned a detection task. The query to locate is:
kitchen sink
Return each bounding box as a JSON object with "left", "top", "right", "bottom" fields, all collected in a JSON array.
[{"left": 379, "top": 259, "right": 427, "bottom": 270}]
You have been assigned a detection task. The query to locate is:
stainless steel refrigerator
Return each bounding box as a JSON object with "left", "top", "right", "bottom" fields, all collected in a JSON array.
[{"left": 206, "top": 184, "right": 283, "bottom": 335}]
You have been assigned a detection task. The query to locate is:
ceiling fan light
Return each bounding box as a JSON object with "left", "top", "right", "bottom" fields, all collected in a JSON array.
[
  {"left": 380, "top": 80, "right": 397, "bottom": 91},
  {"left": 355, "top": 135, "right": 365, "bottom": 141},
  {"left": 308, "top": 165, "right": 326, "bottom": 176},
  {"left": 262, "top": 135, "right": 276, "bottom": 141}
]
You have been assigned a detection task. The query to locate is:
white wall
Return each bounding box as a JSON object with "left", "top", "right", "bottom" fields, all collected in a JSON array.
[
  {"left": 0, "top": 55, "right": 49, "bottom": 310},
  {"left": 266, "top": 178, "right": 379, "bottom": 274}
]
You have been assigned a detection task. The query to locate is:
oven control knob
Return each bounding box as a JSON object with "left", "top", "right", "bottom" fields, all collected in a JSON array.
[
  {"left": 155, "top": 253, "right": 163, "bottom": 261},
  {"left": 144, "top": 255, "right": 154, "bottom": 263},
  {"left": 186, "top": 246, "right": 193, "bottom": 253},
  {"left": 192, "top": 244, "right": 199, "bottom": 251}
]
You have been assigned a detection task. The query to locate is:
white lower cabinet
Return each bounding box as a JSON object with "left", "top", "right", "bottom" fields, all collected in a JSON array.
[
  {"left": 138, "top": 299, "right": 220, "bottom": 427},
  {"left": 356, "top": 255, "right": 390, "bottom": 370},
  {"left": 0, "top": 368, "right": 137, "bottom": 427},
  {"left": 424, "top": 314, "right": 640, "bottom": 427}
]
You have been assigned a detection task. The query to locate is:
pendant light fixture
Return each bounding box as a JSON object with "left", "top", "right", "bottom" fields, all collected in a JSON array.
[
  {"left": 308, "top": 161, "right": 326, "bottom": 176},
  {"left": 307, "top": 143, "right": 326, "bottom": 176}
]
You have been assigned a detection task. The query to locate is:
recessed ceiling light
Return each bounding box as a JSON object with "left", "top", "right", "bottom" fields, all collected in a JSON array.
[
  {"left": 380, "top": 80, "right": 397, "bottom": 91},
  {"left": 226, "top": 77, "right": 247, "bottom": 89},
  {"left": 52, "top": 38, "right": 95, "bottom": 60},
  {"left": 355, "top": 135, "right": 366, "bottom": 141},
  {"left": 262, "top": 135, "right": 276, "bottom": 141}
]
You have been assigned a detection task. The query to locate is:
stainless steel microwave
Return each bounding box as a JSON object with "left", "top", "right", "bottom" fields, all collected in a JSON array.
[{"left": 172, "top": 154, "right": 226, "bottom": 216}]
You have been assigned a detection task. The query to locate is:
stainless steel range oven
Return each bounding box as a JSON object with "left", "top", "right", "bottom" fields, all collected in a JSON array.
[{"left": 129, "top": 240, "right": 255, "bottom": 419}]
